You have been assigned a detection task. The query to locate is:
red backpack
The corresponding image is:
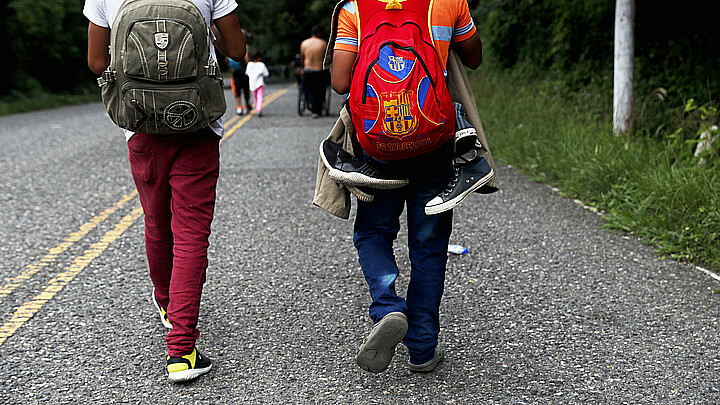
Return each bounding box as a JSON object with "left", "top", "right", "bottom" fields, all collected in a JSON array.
[{"left": 348, "top": 0, "right": 455, "bottom": 160}]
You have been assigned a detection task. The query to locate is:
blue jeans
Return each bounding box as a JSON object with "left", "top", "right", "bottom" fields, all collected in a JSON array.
[{"left": 353, "top": 146, "right": 453, "bottom": 364}]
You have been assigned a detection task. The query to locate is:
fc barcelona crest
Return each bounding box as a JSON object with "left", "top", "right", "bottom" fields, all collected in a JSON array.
[
  {"left": 388, "top": 56, "right": 405, "bottom": 72},
  {"left": 382, "top": 91, "right": 417, "bottom": 138}
]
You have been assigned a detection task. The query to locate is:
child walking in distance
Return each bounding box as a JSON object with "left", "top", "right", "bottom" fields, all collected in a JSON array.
[
  {"left": 84, "top": 0, "right": 245, "bottom": 383},
  {"left": 245, "top": 52, "right": 270, "bottom": 116}
]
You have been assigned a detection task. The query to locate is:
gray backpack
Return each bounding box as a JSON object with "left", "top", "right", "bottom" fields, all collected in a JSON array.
[{"left": 97, "top": 0, "right": 226, "bottom": 134}]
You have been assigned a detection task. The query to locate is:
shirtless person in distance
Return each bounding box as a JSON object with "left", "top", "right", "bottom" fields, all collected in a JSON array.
[{"left": 300, "top": 25, "right": 329, "bottom": 118}]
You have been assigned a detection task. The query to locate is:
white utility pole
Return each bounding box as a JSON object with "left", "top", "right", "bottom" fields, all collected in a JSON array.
[{"left": 613, "top": 0, "right": 635, "bottom": 134}]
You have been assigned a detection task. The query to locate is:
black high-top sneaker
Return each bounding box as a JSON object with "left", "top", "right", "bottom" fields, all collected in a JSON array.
[
  {"left": 424, "top": 149, "right": 494, "bottom": 215},
  {"left": 320, "top": 139, "right": 409, "bottom": 189},
  {"left": 453, "top": 102, "right": 478, "bottom": 156}
]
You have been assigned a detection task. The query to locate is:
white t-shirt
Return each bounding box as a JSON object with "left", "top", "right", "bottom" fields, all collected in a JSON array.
[
  {"left": 83, "top": 0, "right": 238, "bottom": 140},
  {"left": 245, "top": 61, "right": 269, "bottom": 92}
]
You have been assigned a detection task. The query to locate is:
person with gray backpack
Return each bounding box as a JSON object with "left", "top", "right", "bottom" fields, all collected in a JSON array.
[{"left": 84, "top": 0, "right": 245, "bottom": 383}]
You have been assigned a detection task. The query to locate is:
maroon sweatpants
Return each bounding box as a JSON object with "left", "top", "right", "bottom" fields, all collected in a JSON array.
[{"left": 127, "top": 130, "right": 220, "bottom": 356}]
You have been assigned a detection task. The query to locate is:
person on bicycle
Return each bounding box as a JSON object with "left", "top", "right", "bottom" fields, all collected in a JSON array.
[{"left": 300, "top": 25, "right": 329, "bottom": 118}]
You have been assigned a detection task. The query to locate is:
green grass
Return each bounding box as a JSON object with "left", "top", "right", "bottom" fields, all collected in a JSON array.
[
  {"left": 0, "top": 91, "right": 100, "bottom": 116},
  {"left": 470, "top": 70, "right": 720, "bottom": 270},
  {"left": 0, "top": 74, "right": 236, "bottom": 116}
]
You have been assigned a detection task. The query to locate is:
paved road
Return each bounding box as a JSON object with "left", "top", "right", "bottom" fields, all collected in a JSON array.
[{"left": 1, "top": 81, "right": 719, "bottom": 404}]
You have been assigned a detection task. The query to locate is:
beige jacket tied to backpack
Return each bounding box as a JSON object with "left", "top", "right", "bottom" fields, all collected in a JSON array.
[{"left": 313, "top": 1, "right": 499, "bottom": 220}]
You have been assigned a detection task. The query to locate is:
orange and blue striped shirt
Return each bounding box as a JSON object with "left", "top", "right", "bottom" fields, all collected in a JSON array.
[{"left": 334, "top": 0, "right": 478, "bottom": 71}]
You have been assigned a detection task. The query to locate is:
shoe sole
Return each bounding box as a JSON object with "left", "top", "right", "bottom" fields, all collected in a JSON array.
[
  {"left": 167, "top": 363, "right": 212, "bottom": 383},
  {"left": 319, "top": 142, "right": 409, "bottom": 190},
  {"left": 424, "top": 168, "right": 494, "bottom": 216},
  {"left": 151, "top": 291, "right": 172, "bottom": 330},
  {"left": 356, "top": 313, "right": 408, "bottom": 373},
  {"left": 346, "top": 185, "right": 374, "bottom": 202},
  {"left": 328, "top": 170, "right": 409, "bottom": 189}
]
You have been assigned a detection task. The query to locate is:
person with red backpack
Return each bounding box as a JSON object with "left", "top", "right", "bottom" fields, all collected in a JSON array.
[{"left": 330, "top": 0, "right": 484, "bottom": 373}]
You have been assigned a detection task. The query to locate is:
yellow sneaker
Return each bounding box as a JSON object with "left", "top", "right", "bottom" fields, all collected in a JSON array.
[
  {"left": 167, "top": 348, "right": 212, "bottom": 383},
  {"left": 151, "top": 290, "right": 172, "bottom": 329}
]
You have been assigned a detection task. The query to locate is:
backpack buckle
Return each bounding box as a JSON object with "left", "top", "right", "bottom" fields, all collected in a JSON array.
[{"left": 101, "top": 68, "right": 117, "bottom": 85}]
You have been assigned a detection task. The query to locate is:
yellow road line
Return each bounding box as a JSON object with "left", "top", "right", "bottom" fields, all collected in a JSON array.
[
  {"left": 0, "top": 84, "right": 294, "bottom": 346},
  {"left": 223, "top": 114, "right": 240, "bottom": 128},
  {"left": 264, "top": 86, "right": 291, "bottom": 104},
  {"left": 0, "top": 108, "right": 241, "bottom": 301},
  {"left": 0, "top": 206, "right": 144, "bottom": 345},
  {"left": 221, "top": 114, "right": 253, "bottom": 144},
  {"left": 0, "top": 191, "right": 138, "bottom": 299},
  {"left": 220, "top": 85, "right": 292, "bottom": 144}
]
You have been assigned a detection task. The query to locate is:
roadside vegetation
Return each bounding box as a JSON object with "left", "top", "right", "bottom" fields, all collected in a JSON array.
[
  {"left": 470, "top": 69, "right": 720, "bottom": 269},
  {"left": 0, "top": 89, "right": 98, "bottom": 116},
  {"left": 2, "top": 0, "right": 718, "bottom": 268},
  {"left": 470, "top": 0, "right": 720, "bottom": 270},
  {"left": 0, "top": 0, "right": 335, "bottom": 116}
]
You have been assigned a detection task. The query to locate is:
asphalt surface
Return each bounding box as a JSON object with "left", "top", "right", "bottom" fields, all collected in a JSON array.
[{"left": 1, "top": 80, "right": 719, "bottom": 404}]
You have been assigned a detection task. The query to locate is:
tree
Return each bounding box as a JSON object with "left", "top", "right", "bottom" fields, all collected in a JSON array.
[
  {"left": 613, "top": 0, "right": 635, "bottom": 134},
  {"left": 234, "top": 0, "right": 335, "bottom": 66},
  {"left": 1, "top": 0, "right": 90, "bottom": 96}
]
